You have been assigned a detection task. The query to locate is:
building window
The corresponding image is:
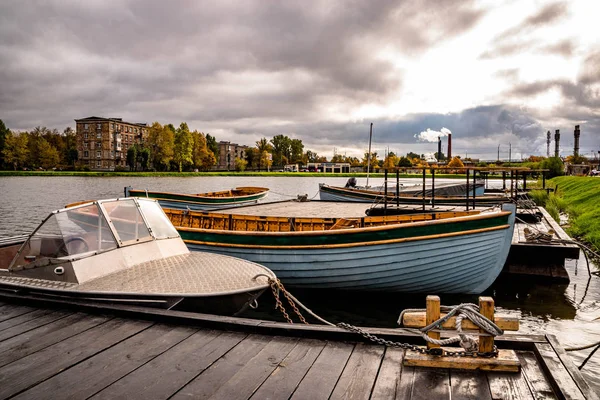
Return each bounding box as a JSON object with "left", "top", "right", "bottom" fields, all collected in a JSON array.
[
  {"left": 84, "top": 151, "right": 89, "bottom": 158},
  {"left": 97, "top": 161, "right": 101, "bottom": 168},
  {"left": 111, "top": 123, "right": 115, "bottom": 130},
  {"left": 84, "top": 123, "right": 88, "bottom": 130},
  {"left": 111, "top": 151, "right": 114, "bottom": 158},
  {"left": 96, "top": 141, "right": 101, "bottom": 148},
  {"left": 83, "top": 132, "right": 88, "bottom": 139},
  {"left": 83, "top": 142, "right": 88, "bottom": 149},
  {"left": 96, "top": 123, "right": 101, "bottom": 129},
  {"left": 96, "top": 131, "right": 102, "bottom": 138},
  {"left": 96, "top": 151, "right": 101, "bottom": 158}
]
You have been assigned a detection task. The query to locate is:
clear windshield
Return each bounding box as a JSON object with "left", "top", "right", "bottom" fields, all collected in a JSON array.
[
  {"left": 137, "top": 199, "right": 179, "bottom": 239},
  {"left": 11, "top": 203, "right": 118, "bottom": 267}
]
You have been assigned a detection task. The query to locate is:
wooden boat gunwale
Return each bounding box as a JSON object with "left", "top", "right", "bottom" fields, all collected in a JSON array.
[{"left": 126, "top": 186, "right": 270, "bottom": 205}]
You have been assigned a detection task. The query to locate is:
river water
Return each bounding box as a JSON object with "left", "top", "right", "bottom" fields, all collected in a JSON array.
[{"left": 1, "top": 175, "right": 599, "bottom": 389}]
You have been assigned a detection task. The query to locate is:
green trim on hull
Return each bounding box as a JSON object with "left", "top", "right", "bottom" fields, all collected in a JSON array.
[
  {"left": 128, "top": 187, "right": 269, "bottom": 205},
  {"left": 177, "top": 213, "right": 510, "bottom": 247}
]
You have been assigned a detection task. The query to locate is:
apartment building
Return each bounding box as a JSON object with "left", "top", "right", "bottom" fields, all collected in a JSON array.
[
  {"left": 75, "top": 117, "right": 148, "bottom": 170},
  {"left": 217, "top": 141, "right": 248, "bottom": 170}
]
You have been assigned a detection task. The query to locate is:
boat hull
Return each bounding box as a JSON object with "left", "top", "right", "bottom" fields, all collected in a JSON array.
[
  {"left": 176, "top": 205, "right": 516, "bottom": 294},
  {"left": 126, "top": 187, "right": 269, "bottom": 211}
]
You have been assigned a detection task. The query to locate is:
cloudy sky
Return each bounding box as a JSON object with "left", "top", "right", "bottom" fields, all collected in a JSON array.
[{"left": 1, "top": 0, "right": 599, "bottom": 160}]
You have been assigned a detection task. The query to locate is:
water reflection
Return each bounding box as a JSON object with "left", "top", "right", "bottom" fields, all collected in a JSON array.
[{"left": 0, "top": 175, "right": 599, "bottom": 389}]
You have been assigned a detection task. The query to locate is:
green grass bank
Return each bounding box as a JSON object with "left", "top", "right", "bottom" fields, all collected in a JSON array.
[{"left": 532, "top": 176, "right": 600, "bottom": 252}]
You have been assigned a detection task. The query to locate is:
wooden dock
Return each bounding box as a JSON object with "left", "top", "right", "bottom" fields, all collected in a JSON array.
[{"left": 0, "top": 294, "right": 596, "bottom": 400}]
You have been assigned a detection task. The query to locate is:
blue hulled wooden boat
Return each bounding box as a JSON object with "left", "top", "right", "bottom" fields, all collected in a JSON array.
[
  {"left": 125, "top": 186, "right": 269, "bottom": 211},
  {"left": 164, "top": 204, "right": 516, "bottom": 294}
]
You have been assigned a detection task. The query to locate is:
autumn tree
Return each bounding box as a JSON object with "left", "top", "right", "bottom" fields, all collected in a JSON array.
[
  {"left": 256, "top": 138, "right": 272, "bottom": 171},
  {"left": 234, "top": 157, "right": 248, "bottom": 171},
  {"left": 2, "top": 132, "right": 29, "bottom": 170},
  {"left": 147, "top": 122, "right": 174, "bottom": 171},
  {"left": 206, "top": 133, "right": 219, "bottom": 160},
  {"left": 448, "top": 156, "right": 465, "bottom": 168},
  {"left": 397, "top": 156, "right": 412, "bottom": 167},
  {"left": 191, "top": 130, "right": 216, "bottom": 171},
  {"left": 362, "top": 152, "right": 379, "bottom": 171},
  {"left": 173, "top": 122, "right": 193, "bottom": 172},
  {"left": 383, "top": 153, "right": 399, "bottom": 169},
  {"left": 270, "top": 135, "right": 292, "bottom": 167},
  {"left": 290, "top": 139, "right": 304, "bottom": 163},
  {"left": 38, "top": 138, "right": 60, "bottom": 169}
]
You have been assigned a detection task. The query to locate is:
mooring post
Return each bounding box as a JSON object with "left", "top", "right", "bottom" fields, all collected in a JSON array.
[
  {"left": 542, "top": 171, "right": 546, "bottom": 189},
  {"left": 479, "top": 297, "right": 495, "bottom": 353},
  {"left": 502, "top": 171, "right": 506, "bottom": 190},
  {"left": 426, "top": 295, "right": 441, "bottom": 349},
  {"left": 472, "top": 169, "right": 477, "bottom": 209},
  {"left": 465, "top": 168, "right": 470, "bottom": 211},
  {"left": 384, "top": 168, "right": 388, "bottom": 213},
  {"left": 422, "top": 168, "right": 426, "bottom": 211},
  {"left": 522, "top": 171, "right": 527, "bottom": 191},
  {"left": 396, "top": 169, "right": 400, "bottom": 207},
  {"left": 431, "top": 168, "right": 436, "bottom": 208}
]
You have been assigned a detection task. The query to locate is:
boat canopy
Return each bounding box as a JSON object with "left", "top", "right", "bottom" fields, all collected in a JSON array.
[{"left": 9, "top": 198, "right": 179, "bottom": 270}]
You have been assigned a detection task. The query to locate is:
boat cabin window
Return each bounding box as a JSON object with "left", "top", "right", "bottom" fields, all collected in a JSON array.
[
  {"left": 12, "top": 203, "right": 118, "bottom": 266},
  {"left": 137, "top": 199, "right": 179, "bottom": 239},
  {"left": 101, "top": 199, "right": 151, "bottom": 244}
]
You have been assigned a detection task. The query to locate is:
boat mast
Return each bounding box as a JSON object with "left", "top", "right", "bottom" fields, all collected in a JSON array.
[{"left": 366, "top": 123, "right": 373, "bottom": 188}]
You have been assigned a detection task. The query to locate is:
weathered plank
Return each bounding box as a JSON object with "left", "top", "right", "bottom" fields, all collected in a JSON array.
[
  {"left": 194, "top": 336, "right": 299, "bottom": 399},
  {"left": 517, "top": 351, "right": 558, "bottom": 400},
  {"left": 0, "top": 308, "right": 55, "bottom": 333},
  {"left": 170, "top": 334, "right": 274, "bottom": 399},
  {"left": 250, "top": 339, "right": 327, "bottom": 399},
  {"left": 487, "top": 370, "right": 535, "bottom": 400},
  {"left": 545, "top": 335, "right": 599, "bottom": 400},
  {"left": 450, "top": 370, "right": 492, "bottom": 400},
  {"left": 534, "top": 343, "right": 586, "bottom": 400},
  {"left": 404, "top": 348, "right": 520, "bottom": 372},
  {"left": 0, "top": 318, "right": 151, "bottom": 399},
  {"left": 91, "top": 330, "right": 247, "bottom": 400},
  {"left": 0, "top": 304, "right": 34, "bottom": 322},
  {"left": 370, "top": 347, "right": 406, "bottom": 399},
  {"left": 0, "top": 313, "right": 111, "bottom": 367},
  {"left": 0, "top": 310, "right": 71, "bottom": 341},
  {"left": 291, "top": 341, "right": 354, "bottom": 399},
  {"left": 411, "top": 368, "right": 450, "bottom": 400},
  {"left": 330, "top": 342, "right": 386, "bottom": 400},
  {"left": 14, "top": 323, "right": 196, "bottom": 400}
]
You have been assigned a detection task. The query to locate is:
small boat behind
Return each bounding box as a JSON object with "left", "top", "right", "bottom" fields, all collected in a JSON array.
[
  {"left": 0, "top": 197, "right": 276, "bottom": 315},
  {"left": 125, "top": 186, "right": 269, "bottom": 211}
]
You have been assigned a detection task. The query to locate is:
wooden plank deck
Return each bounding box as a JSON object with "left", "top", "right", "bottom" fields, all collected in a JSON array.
[{"left": 0, "top": 298, "right": 595, "bottom": 400}]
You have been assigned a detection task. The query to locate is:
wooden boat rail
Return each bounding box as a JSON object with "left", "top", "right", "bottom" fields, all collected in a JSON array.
[{"left": 165, "top": 209, "right": 482, "bottom": 232}]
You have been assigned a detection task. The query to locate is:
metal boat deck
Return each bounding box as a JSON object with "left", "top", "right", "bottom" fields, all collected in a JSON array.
[
  {"left": 0, "top": 253, "right": 271, "bottom": 296},
  {"left": 0, "top": 297, "right": 595, "bottom": 399}
]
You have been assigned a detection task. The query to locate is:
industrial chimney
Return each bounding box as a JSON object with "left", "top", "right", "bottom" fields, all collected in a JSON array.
[
  {"left": 437, "top": 136, "right": 442, "bottom": 161},
  {"left": 546, "top": 131, "right": 551, "bottom": 158},
  {"left": 574, "top": 125, "right": 580, "bottom": 157},
  {"left": 447, "top": 133, "right": 452, "bottom": 160},
  {"left": 554, "top": 129, "right": 560, "bottom": 158}
]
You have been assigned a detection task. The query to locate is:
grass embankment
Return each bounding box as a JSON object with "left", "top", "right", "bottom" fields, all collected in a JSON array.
[
  {"left": 0, "top": 170, "right": 478, "bottom": 179},
  {"left": 530, "top": 176, "right": 600, "bottom": 251}
]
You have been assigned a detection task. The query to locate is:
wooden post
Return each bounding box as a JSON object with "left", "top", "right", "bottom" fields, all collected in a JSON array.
[
  {"left": 384, "top": 168, "right": 388, "bottom": 213},
  {"left": 479, "top": 296, "right": 494, "bottom": 353},
  {"left": 396, "top": 169, "right": 400, "bottom": 207},
  {"left": 426, "top": 295, "right": 441, "bottom": 349},
  {"left": 422, "top": 168, "right": 426, "bottom": 211},
  {"left": 431, "top": 168, "right": 436, "bottom": 208},
  {"left": 465, "top": 168, "right": 470, "bottom": 211}
]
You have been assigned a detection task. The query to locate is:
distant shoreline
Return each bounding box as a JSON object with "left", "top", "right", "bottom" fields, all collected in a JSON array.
[{"left": 0, "top": 170, "right": 480, "bottom": 179}]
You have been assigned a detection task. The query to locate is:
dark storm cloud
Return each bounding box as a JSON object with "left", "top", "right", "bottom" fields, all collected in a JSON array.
[{"left": 0, "top": 0, "right": 485, "bottom": 132}]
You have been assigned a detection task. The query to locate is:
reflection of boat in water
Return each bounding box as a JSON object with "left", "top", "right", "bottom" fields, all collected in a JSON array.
[
  {"left": 164, "top": 203, "right": 516, "bottom": 294},
  {"left": 0, "top": 198, "right": 275, "bottom": 315},
  {"left": 125, "top": 186, "right": 269, "bottom": 211}
]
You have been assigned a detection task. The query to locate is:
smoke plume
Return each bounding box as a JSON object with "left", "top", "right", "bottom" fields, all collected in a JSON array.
[{"left": 414, "top": 127, "right": 452, "bottom": 142}]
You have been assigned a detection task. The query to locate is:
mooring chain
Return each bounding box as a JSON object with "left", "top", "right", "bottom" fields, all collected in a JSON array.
[
  {"left": 262, "top": 278, "right": 500, "bottom": 357},
  {"left": 268, "top": 278, "right": 308, "bottom": 324}
]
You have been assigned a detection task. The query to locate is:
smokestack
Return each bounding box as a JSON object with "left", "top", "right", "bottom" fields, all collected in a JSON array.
[
  {"left": 447, "top": 133, "right": 452, "bottom": 160},
  {"left": 554, "top": 129, "right": 560, "bottom": 158},
  {"left": 546, "top": 131, "right": 551, "bottom": 157},
  {"left": 574, "top": 125, "right": 580, "bottom": 157},
  {"left": 437, "top": 136, "right": 442, "bottom": 161}
]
